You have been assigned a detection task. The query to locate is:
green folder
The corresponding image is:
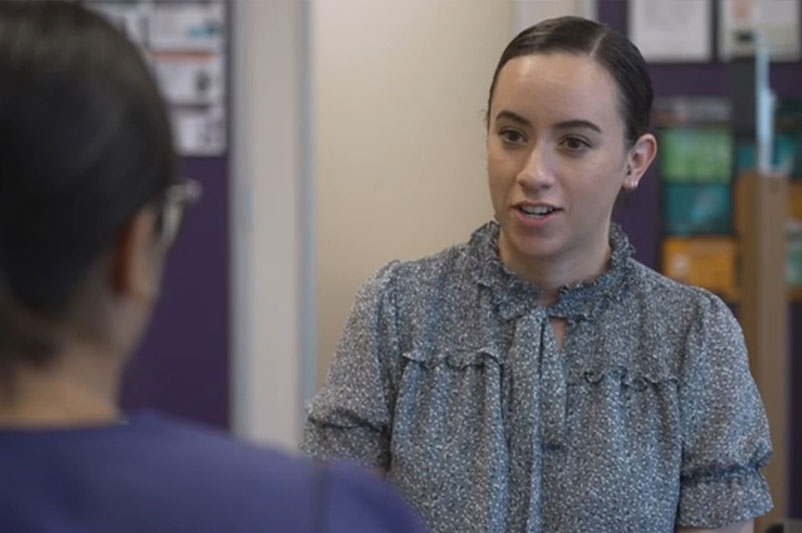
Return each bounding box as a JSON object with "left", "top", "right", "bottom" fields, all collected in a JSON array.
[{"left": 660, "top": 128, "right": 733, "bottom": 182}]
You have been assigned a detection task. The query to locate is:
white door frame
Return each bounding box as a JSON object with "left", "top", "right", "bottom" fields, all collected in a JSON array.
[{"left": 230, "top": 0, "right": 315, "bottom": 450}]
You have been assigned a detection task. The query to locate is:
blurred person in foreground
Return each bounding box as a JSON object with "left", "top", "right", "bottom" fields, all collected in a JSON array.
[{"left": 0, "top": 2, "right": 426, "bottom": 532}]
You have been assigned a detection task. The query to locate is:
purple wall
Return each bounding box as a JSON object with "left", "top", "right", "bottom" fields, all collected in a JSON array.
[
  {"left": 120, "top": 156, "right": 230, "bottom": 429},
  {"left": 602, "top": 0, "right": 802, "bottom": 518}
]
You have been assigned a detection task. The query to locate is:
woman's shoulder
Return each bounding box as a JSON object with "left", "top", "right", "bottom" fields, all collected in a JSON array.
[
  {"left": 626, "top": 258, "right": 735, "bottom": 323},
  {"left": 363, "top": 237, "right": 479, "bottom": 296}
]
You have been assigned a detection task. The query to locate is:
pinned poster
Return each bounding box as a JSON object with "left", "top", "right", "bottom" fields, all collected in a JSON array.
[
  {"left": 173, "top": 106, "right": 226, "bottom": 156},
  {"left": 89, "top": 1, "right": 228, "bottom": 156},
  {"left": 148, "top": 2, "right": 227, "bottom": 154},
  {"left": 719, "top": 0, "right": 801, "bottom": 61},
  {"left": 629, "top": 0, "right": 712, "bottom": 62}
]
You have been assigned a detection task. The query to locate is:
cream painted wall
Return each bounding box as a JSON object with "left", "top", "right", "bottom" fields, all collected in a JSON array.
[
  {"left": 313, "top": 0, "right": 511, "bottom": 380},
  {"left": 512, "top": 0, "right": 596, "bottom": 33}
]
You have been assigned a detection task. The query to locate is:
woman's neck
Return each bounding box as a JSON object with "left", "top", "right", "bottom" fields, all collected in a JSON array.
[
  {"left": 499, "top": 230, "right": 612, "bottom": 306},
  {"left": 0, "top": 343, "right": 122, "bottom": 428}
]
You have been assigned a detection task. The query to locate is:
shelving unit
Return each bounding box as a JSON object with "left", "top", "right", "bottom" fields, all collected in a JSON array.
[
  {"left": 654, "top": 97, "right": 799, "bottom": 529},
  {"left": 735, "top": 172, "right": 789, "bottom": 531}
]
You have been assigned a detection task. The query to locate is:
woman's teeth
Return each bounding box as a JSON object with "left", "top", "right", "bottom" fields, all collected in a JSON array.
[{"left": 520, "top": 205, "right": 556, "bottom": 216}]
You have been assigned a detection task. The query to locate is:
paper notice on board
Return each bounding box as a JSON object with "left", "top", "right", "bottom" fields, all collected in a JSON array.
[
  {"left": 719, "top": 0, "right": 801, "bottom": 61},
  {"left": 150, "top": 50, "right": 224, "bottom": 106},
  {"left": 150, "top": 3, "right": 224, "bottom": 51},
  {"left": 173, "top": 106, "right": 226, "bottom": 156},
  {"left": 629, "top": 0, "right": 712, "bottom": 61}
]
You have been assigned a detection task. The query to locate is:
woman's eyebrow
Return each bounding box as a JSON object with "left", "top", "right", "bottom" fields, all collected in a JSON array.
[
  {"left": 494, "top": 110, "right": 530, "bottom": 127},
  {"left": 553, "top": 119, "right": 602, "bottom": 133},
  {"left": 495, "top": 111, "right": 603, "bottom": 134}
]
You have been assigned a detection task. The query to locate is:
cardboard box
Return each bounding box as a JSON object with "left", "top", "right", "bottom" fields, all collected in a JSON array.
[
  {"left": 661, "top": 236, "right": 738, "bottom": 298},
  {"left": 788, "top": 182, "right": 802, "bottom": 221}
]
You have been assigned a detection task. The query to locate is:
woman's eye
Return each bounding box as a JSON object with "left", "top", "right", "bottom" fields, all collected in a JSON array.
[
  {"left": 499, "top": 129, "right": 525, "bottom": 145},
  {"left": 563, "top": 136, "right": 590, "bottom": 151}
]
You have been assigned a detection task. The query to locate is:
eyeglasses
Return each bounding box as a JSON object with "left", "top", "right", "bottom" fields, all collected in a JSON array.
[{"left": 157, "top": 178, "right": 203, "bottom": 245}]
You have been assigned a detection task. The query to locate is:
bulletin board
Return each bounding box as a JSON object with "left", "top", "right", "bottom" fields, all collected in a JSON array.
[
  {"left": 91, "top": 1, "right": 228, "bottom": 156},
  {"left": 628, "top": 0, "right": 801, "bottom": 63}
]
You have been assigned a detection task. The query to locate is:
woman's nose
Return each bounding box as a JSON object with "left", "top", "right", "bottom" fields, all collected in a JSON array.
[{"left": 515, "top": 145, "right": 555, "bottom": 191}]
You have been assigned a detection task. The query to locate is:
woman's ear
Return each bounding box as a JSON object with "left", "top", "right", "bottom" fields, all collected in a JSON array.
[
  {"left": 623, "top": 133, "right": 657, "bottom": 191},
  {"left": 110, "top": 209, "right": 162, "bottom": 303}
]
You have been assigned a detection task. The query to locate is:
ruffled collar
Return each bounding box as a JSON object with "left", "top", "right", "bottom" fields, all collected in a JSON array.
[{"left": 467, "top": 220, "right": 635, "bottom": 321}]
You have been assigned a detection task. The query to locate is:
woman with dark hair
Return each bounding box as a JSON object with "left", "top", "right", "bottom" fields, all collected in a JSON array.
[
  {"left": 0, "top": 3, "right": 427, "bottom": 532},
  {"left": 304, "top": 16, "right": 772, "bottom": 533}
]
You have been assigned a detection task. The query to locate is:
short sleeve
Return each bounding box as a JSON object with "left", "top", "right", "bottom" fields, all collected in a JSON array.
[
  {"left": 301, "top": 263, "right": 401, "bottom": 470},
  {"left": 676, "top": 293, "right": 773, "bottom": 528}
]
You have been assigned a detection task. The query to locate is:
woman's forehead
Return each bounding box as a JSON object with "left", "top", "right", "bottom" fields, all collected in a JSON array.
[{"left": 491, "top": 53, "right": 622, "bottom": 128}]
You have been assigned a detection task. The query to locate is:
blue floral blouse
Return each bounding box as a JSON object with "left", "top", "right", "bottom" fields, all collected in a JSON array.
[{"left": 302, "top": 222, "right": 772, "bottom": 533}]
